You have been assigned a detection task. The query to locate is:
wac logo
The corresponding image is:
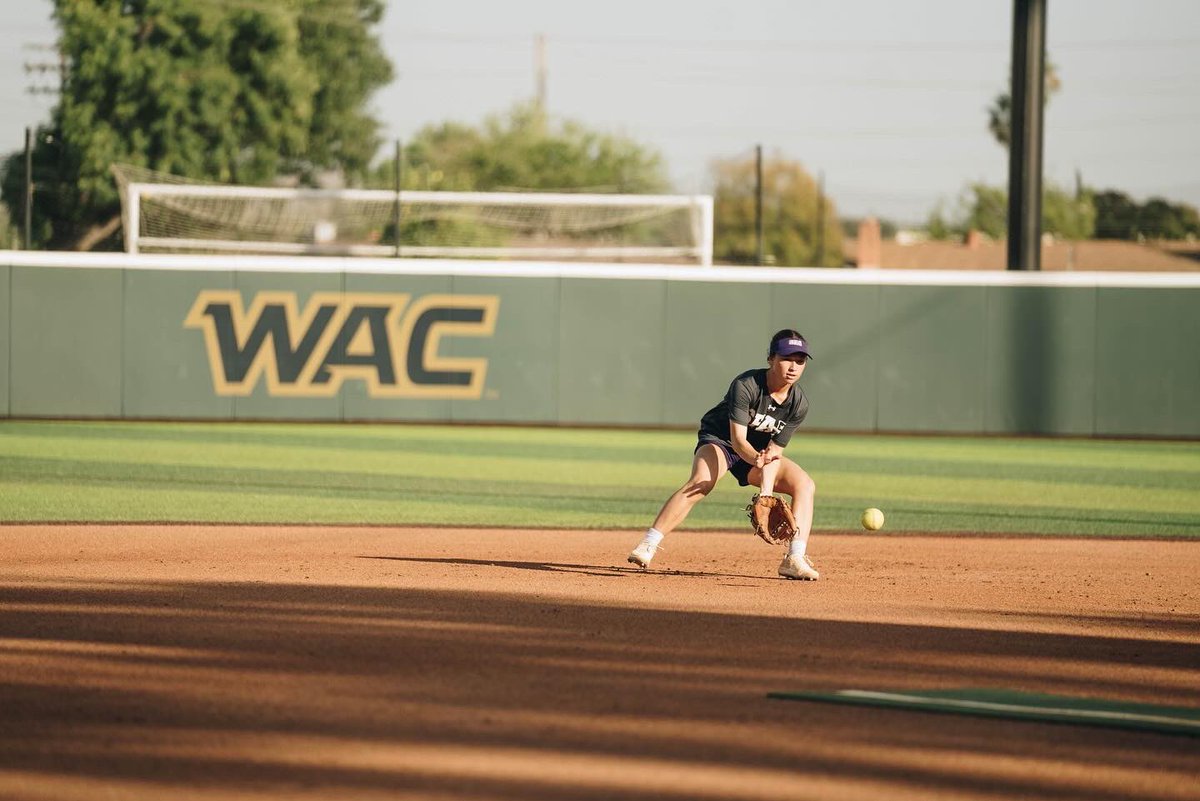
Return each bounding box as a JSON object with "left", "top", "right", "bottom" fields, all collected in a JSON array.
[{"left": 185, "top": 291, "right": 499, "bottom": 399}]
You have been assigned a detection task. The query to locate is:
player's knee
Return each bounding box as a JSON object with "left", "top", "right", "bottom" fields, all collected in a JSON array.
[
  {"left": 795, "top": 471, "right": 816, "bottom": 498},
  {"left": 684, "top": 478, "right": 717, "bottom": 498}
]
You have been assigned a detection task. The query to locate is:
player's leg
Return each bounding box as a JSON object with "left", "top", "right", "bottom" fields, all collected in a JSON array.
[
  {"left": 628, "top": 444, "right": 728, "bottom": 568},
  {"left": 771, "top": 458, "right": 816, "bottom": 550},
  {"left": 651, "top": 443, "right": 729, "bottom": 534},
  {"left": 748, "top": 457, "right": 819, "bottom": 580}
]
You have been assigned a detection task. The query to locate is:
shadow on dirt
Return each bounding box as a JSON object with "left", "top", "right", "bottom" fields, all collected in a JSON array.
[
  {"left": 360, "top": 555, "right": 770, "bottom": 581},
  {"left": 0, "top": 579, "right": 1196, "bottom": 800}
]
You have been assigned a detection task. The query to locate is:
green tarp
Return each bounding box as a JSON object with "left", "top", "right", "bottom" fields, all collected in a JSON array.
[{"left": 768, "top": 688, "right": 1200, "bottom": 738}]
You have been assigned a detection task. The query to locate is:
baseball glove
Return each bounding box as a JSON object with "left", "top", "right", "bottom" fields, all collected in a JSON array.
[{"left": 745, "top": 493, "right": 797, "bottom": 545}]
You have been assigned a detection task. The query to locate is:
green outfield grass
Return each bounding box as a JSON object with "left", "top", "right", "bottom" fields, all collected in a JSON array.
[{"left": 1, "top": 420, "right": 1198, "bottom": 537}]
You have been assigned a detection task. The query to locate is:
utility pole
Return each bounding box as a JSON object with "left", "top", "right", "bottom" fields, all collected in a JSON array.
[
  {"left": 534, "top": 33, "right": 548, "bottom": 117},
  {"left": 22, "top": 42, "right": 61, "bottom": 251},
  {"left": 23, "top": 42, "right": 64, "bottom": 98},
  {"left": 755, "top": 144, "right": 764, "bottom": 266},
  {"left": 1006, "top": 0, "right": 1047, "bottom": 271}
]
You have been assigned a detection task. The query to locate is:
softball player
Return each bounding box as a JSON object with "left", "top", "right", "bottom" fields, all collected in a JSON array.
[{"left": 627, "top": 329, "right": 820, "bottom": 580}]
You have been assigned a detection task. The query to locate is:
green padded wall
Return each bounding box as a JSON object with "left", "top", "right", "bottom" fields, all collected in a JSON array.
[
  {"left": 10, "top": 266, "right": 123, "bottom": 417},
  {"left": 558, "top": 277, "right": 666, "bottom": 425},
  {"left": 1095, "top": 288, "right": 1200, "bottom": 437},
  {"left": 984, "top": 286, "right": 1097, "bottom": 435},
  {"left": 0, "top": 266, "right": 8, "bottom": 417},
  {"left": 124, "top": 269, "right": 236, "bottom": 419},
  {"left": 876, "top": 285, "right": 989, "bottom": 433},
  {"left": 2, "top": 260, "right": 1197, "bottom": 438},
  {"left": 447, "top": 274, "right": 559, "bottom": 424},
  {"left": 663, "top": 281, "right": 769, "bottom": 427}
]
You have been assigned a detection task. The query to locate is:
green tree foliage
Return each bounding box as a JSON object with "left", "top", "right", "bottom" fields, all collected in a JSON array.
[
  {"left": 374, "top": 103, "right": 668, "bottom": 193},
  {"left": 0, "top": 202, "right": 16, "bottom": 249},
  {"left": 367, "top": 103, "right": 669, "bottom": 251},
  {"left": 1092, "top": 190, "right": 1139, "bottom": 240},
  {"left": 0, "top": 0, "right": 391, "bottom": 250},
  {"left": 294, "top": 0, "right": 392, "bottom": 180},
  {"left": 1093, "top": 189, "right": 1200, "bottom": 240},
  {"left": 1042, "top": 186, "right": 1097, "bottom": 241},
  {"left": 925, "top": 182, "right": 1095, "bottom": 241},
  {"left": 711, "top": 154, "right": 841, "bottom": 267}
]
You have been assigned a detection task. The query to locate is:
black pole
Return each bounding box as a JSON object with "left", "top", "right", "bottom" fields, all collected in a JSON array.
[
  {"left": 394, "top": 139, "right": 402, "bottom": 258},
  {"left": 754, "top": 144, "right": 764, "bottom": 266},
  {"left": 23, "top": 127, "right": 33, "bottom": 251},
  {"left": 815, "top": 170, "right": 825, "bottom": 267},
  {"left": 1006, "top": 0, "right": 1047, "bottom": 271}
]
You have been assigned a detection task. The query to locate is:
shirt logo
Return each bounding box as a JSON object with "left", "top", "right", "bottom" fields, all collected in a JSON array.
[{"left": 749, "top": 412, "right": 785, "bottom": 434}]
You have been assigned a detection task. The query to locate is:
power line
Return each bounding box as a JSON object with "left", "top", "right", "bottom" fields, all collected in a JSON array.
[{"left": 396, "top": 30, "right": 1200, "bottom": 53}]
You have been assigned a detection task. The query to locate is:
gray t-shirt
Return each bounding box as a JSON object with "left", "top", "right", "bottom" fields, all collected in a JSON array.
[{"left": 697, "top": 369, "right": 809, "bottom": 452}]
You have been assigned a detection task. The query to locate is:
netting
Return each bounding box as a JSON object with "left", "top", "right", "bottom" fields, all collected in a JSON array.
[{"left": 112, "top": 165, "right": 713, "bottom": 263}]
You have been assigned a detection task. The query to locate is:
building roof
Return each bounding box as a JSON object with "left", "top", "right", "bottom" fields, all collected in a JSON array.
[{"left": 844, "top": 237, "right": 1200, "bottom": 272}]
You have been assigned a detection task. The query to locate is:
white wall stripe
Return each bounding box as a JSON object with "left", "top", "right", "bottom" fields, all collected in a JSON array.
[{"left": 4, "top": 252, "right": 1200, "bottom": 288}]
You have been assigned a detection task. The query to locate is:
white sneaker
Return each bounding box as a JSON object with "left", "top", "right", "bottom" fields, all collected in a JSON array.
[
  {"left": 627, "top": 541, "right": 661, "bottom": 568},
  {"left": 778, "top": 554, "right": 819, "bottom": 581}
]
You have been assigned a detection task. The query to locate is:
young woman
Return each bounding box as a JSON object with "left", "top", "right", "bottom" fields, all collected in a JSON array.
[{"left": 628, "top": 329, "right": 819, "bottom": 580}]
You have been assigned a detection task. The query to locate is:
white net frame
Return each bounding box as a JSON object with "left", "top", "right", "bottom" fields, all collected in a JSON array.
[{"left": 117, "top": 179, "right": 714, "bottom": 265}]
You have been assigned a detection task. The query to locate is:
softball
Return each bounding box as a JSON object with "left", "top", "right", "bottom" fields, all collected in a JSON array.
[{"left": 861, "top": 507, "right": 885, "bottom": 531}]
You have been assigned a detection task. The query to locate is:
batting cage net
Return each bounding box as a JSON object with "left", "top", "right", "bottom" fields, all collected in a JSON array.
[{"left": 112, "top": 165, "right": 714, "bottom": 264}]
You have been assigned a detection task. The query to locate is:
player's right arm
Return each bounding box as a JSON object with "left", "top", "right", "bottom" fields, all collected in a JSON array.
[
  {"left": 730, "top": 421, "right": 780, "bottom": 467},
  {"left": 724, "top": 375, "right": 768, "bottom": 465},
  {"left": 728, "top": 421, "right": 759, "bottom": 463}
]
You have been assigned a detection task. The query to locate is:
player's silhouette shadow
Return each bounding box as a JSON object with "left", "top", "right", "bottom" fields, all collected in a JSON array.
[{"left": 359, "top": 555, "right": 768, "bottom": 581}]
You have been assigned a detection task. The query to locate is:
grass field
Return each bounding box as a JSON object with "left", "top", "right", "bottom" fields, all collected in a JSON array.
[{"left": 1, "top": 419, "right": 1198, "bottom": 537}]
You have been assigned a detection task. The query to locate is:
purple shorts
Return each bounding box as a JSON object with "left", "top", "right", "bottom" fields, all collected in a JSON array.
[{"left": 695, "top": 436, "right": 754, "bottom": 487}]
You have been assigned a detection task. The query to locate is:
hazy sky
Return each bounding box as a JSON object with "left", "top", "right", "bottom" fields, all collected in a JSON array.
[{"left": 3, "top": 0, "right": 1198, "bottom": 223}]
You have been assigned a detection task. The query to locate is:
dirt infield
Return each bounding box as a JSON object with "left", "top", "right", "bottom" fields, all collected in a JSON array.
[{"left": 1, "top": 525, "right": 1197, "bottom": 801}]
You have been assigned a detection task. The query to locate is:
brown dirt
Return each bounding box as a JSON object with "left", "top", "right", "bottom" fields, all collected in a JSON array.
[{"left": 0, "top": 525, "right": 1197, "bottom": 801}]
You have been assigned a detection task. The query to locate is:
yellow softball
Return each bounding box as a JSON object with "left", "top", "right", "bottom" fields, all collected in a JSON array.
[{"left": 861, "top": 507, "right": 885, "bottom": 531}]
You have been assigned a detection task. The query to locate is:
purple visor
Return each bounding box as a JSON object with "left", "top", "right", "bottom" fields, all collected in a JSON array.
[{"left": 772, "top": 336, "right": 812, "bottom": 358}]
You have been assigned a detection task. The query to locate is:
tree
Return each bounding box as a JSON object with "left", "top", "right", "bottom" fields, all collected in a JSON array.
[
  {"left": 711, "top": 153, "right": 842, "bottom": 267},
  {"left": 364, "top": 103, "right": 670, "bottom": 251},
  {"left": 1092, "top": 190, "right": 1200, "bottom": 240},
  {"left": 1042, "top": 185, "right": 1096, "bottom": 241},
  {"left": 0, "top": 0, "right": 392, "bottom": 250},
  {"left": 987, "top": 60, "right": 1061, "bottom": 148},
  {"left": 1092, "top": 189, "right": 1139, "bottom": 239},
  {"left": 961, "top": 183, "right": 1007, "bottom": 239},
  {"left": 1137, "top": 197, "right": 1200, "bottom": 240},
  {"left": 293, "top": 0, "right": 392, "bottom": 181},
  {"left": 374, "top": 103, "right": 668, "bottom": 193},
  {"left": 925, "top": 182, "right": 1094, "bottom": 241},
  {"left": 0, "top": 200, "right": 16, "bottom": 249}
]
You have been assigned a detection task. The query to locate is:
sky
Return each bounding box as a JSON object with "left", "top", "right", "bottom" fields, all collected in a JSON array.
[{"left": 2, "top": 0, "right": 1198, "bottom": 225}]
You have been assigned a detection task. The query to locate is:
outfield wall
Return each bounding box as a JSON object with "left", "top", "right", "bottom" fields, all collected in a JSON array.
[{"left": 3, "top": 252, "right": 1199, "bottom": 437}]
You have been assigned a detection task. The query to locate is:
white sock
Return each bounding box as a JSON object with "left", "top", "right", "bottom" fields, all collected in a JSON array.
[
  {"left": 642, "top": 528, "right": 664, "bottom": 547},
  {"left": 788, "top": 537, "right": 807, "bottom": 558}
]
